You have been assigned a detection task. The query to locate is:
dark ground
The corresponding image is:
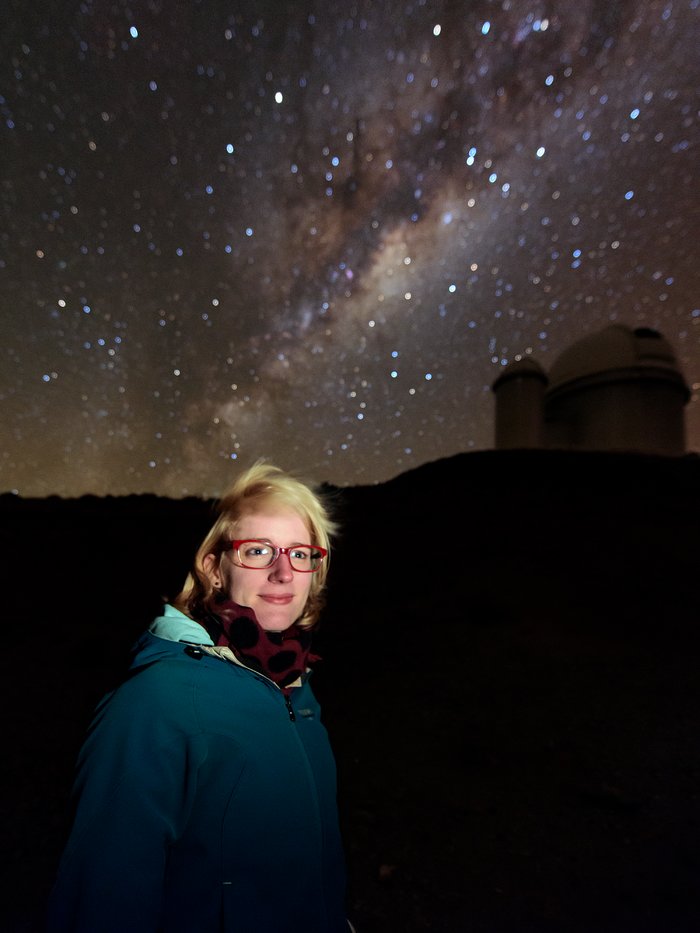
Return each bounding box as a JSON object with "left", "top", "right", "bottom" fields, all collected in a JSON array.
[{"left": 2, "top": 449, "right": 699, "bottom": 932}]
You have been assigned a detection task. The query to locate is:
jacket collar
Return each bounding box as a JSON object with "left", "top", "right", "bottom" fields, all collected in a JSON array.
[{"left": 148, "top": 604, "right": 215, "bottom": 646}]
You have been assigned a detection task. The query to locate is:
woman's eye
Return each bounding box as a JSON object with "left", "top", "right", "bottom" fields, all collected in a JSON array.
[{"left": 291, "top": 549, "right": 310, "bottom": 561}]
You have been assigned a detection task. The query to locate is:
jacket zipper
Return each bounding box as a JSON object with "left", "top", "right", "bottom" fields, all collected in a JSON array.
[
  {"left": 284, "top": 694, "right": 296, "bottom": 722},
  {"left": 239, "top": 660, "right": 297, "bottom": 722},
  {"left": 204, "top": 645, "right": 299, "bottom": 722}
]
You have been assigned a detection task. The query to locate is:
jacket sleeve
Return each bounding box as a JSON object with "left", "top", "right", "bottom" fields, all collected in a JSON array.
[{"left": 47, "top": 663, "right": 208, "bottom": 933}]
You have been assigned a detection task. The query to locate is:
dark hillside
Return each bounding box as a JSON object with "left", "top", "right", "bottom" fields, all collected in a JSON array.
[{"left": 2, "top": 449, "right": 699, "bottom": 931}]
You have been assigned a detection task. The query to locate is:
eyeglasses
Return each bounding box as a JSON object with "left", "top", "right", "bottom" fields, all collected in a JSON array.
[{"left": 226, "top": 539, "right": 327, "bottom": 573}]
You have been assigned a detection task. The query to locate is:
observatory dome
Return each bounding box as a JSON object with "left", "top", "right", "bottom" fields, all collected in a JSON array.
[{"left": 548, "top": 324, "right": 687, "bottom": 396}]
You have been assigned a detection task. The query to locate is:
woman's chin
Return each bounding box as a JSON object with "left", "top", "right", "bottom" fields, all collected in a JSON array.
[{"left": 258, "top": 612, "right": 296, "bottom": 633}]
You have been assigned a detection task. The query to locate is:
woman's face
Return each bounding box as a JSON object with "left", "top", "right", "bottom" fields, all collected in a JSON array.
[{"left": 211, "top": 506, "right": 314, "bottom": 632}]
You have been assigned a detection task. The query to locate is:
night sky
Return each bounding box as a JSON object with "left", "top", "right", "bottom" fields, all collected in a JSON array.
[{"left": 2, "top": 0, "right": 698, "bottom": 498}]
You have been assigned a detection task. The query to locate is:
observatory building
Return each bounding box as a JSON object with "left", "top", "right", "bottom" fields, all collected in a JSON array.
[{"left": 492, "top": 325, "right": 690, "bottom": 456}]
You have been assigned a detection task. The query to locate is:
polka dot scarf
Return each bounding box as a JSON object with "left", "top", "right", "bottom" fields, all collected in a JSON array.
[{"left": 203, "top": 600, "right": 319, "bottom": 695}]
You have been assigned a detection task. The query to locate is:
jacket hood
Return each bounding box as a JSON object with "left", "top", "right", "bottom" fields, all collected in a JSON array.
[
  {"left": 149, "top": 604, "right": 214, "bottom": 645},
  {"left": 128, "top": 605, "right": 214, "bottom": 671}
]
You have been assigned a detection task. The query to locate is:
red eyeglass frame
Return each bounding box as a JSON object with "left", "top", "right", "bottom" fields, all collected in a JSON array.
[{"left": 226, "top": 539, "right": 328, "bottom": 572}]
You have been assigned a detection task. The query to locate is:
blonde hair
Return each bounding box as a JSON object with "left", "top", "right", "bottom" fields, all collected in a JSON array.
[{"left": 173, "top": 461, "right": 337, "bottom": 629}]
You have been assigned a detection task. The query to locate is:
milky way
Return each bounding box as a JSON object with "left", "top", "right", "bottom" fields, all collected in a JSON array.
[{"left": 1, "top": 0, "right": 698, "bottom": 497}]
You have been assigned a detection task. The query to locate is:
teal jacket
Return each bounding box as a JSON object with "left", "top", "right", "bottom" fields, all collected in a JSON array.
[{"left": 48, "top": 606, "right": 348, "bottom": 932}]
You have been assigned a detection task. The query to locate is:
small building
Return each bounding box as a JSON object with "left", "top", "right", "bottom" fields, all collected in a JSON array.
[{"left": 492, "top": 325, "right": 690, "bottom": 456}]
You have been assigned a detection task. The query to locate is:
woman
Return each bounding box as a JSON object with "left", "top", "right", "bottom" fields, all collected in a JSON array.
[{"left": 48, "top": 462, "right": 350, "bottom": 932}]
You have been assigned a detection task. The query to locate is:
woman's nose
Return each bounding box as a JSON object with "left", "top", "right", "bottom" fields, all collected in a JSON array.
[{"left": 269, "top": 552, "right": 294, "bottom": 582}]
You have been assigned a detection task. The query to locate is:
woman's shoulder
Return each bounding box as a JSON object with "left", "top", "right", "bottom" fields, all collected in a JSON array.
[{"left": 123, "top": 634, "right": 231, "bottom": 698}]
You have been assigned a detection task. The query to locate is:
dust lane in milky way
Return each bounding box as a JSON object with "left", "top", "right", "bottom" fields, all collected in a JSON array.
[{"left": 1, "top": 0, "right": 698, "bottom": 496}]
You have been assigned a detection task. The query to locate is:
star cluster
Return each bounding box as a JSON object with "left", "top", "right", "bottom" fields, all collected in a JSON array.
[{"left": 1, "top": 0, "right": 699, "bottom": 496}]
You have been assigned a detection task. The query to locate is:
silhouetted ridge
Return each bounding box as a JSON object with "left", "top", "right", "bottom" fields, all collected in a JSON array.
[{"left": 2, "top": 449, "right": 699, "bottom": 932}]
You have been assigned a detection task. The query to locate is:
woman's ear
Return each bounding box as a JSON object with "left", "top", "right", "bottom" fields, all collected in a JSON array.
[{"left": 202, "top": 553, "right": 221, "bottom": 588}]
